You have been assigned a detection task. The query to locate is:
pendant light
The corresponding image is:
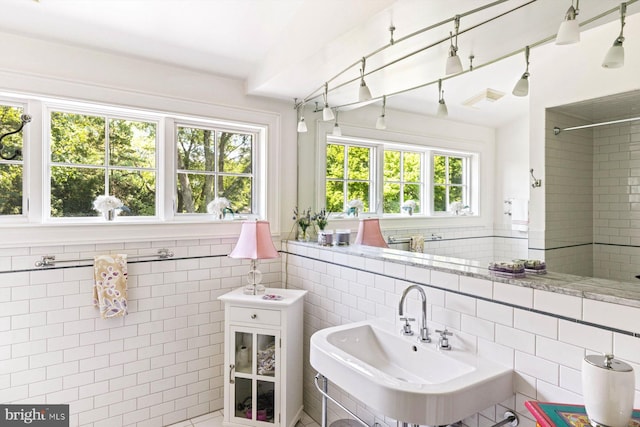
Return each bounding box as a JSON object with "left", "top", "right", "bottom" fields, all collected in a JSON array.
[
  {"left": 437, "top": 79, "right": 448, "bottom": 117},
  {"left": 445, "top": 16, "right": 463, "bottom": 75},
  {"left": 332, "top": 110, "right": 342, "bottom": 136},
  {"left": 556, "top": 1, "right": 580, "bottom": 45},
  {"left": 512, "top": 46, "right": 530, "bottom": 97},
  {"left": 322, "top": 82, "right": 335, "bottom": 121},
  {"left": 376, "top": 95, "right": 387, "bottom": 130},
  {"left": 602, "top": 2, "right": 627, "bottom": 68},
  {"left": 358, "top": 57, "right": 372, "bottom": 102},
  {"left": 296, "top": 102, "right": 307, "bottom": 133}
]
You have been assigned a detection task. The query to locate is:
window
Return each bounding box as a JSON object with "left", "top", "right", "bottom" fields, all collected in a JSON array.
[
  {"left": 176, "top": 125, "right": 255, "bottom": 214},
  {"left": 0, "top": 103, "right": 26, "bottom": 216},
  {"left": 49, "top": 110, "right": 157, "bottom": 218},
  {"left": 383, "top": 149, "right": 422, "bottom": 214},
  {"left": 325, "top": 142, "right": 373, "bottom": 213},
  {"left": 433, "top": 153, "right": 468, "bottom": 212},
  {"left": 323, "top": 135, "right": 474, "bottom": 217}
]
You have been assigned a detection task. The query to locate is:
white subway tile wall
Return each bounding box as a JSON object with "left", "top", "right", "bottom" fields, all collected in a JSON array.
[
  {"left": 0, "top": 239, "right": 282, "bottom": 427},
  {"left": 547, "top": 110, "right": 640, "bottom": 282},
  {"left": 283, "top": 242, "right": 640, "bottom": 427}
]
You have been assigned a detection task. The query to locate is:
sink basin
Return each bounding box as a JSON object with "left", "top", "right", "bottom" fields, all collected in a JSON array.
[{"left": 310, "top": 318, "right": 514, "bottom": 425}]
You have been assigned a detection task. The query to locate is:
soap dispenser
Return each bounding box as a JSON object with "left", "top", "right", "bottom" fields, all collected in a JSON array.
[{"left": 582, "top": 354, "right": 635, "bottom": 427}]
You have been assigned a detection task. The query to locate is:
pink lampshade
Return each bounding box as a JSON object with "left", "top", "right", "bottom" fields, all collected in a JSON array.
[
  {"left": 353, "top": 218, "right": 388, "bottom": 248},
  {"left": 229, "top": 220, "right": 279, "bottom": 260}
]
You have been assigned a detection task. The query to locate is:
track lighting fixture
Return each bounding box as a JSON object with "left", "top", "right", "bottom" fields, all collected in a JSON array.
[
  {"left": 445, "top": 15, "right": 463, "bottom": 75},
  {"left": 376, "top": 95, "right": 387, "bottom": 130},
  {"left": 556, "top": 1, "right": 580, "bottom": 45},
  {"left": 437, "top": 79, "right": 448, "bottom": 117},
  {"left": 322, "top": 82, "right": 335, "bottom": 121},
  {"left": 358, "top": 57, "right": 372, "bottom": 102},
  {"left": 332, "top": 110, "right": 342, "bottom": 136},
  {"left": 602, "top": 2, "right": 627, "bottom": 68},
  {"left": 512, "top": 46, "right": 530, "bottom": 97},
  {"left": 297, "top": 116, "right": 307, "bottom": 133},
  {"left": 296, "top": 101, "right": 308, "bottom": 133}
]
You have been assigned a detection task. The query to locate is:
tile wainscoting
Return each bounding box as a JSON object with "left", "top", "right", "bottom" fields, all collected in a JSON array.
[
  {"left": 0, "top": 239, "right": 282, "bottom": 427},
  {"left": 283, "top": 241, "right": 640, "bottom": 427}
]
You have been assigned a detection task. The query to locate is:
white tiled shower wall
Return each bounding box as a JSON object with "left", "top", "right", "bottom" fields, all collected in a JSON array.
[
  {"left": 283, "top": 242, "right": 640, "bottom": 427},
  {"left": 0, "top": 239, "right": 282, "bottom": 427},
  {"left": 545, "top": 109, "right": 640, "bottom": 282}
]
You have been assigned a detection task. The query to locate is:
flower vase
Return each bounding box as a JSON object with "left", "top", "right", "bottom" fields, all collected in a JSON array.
[
  {"left": 298, "top": 227, "right": 310, "bottom": 242},
  {"left": 104, "top": 210, "right": 115, "bottom": 221}
]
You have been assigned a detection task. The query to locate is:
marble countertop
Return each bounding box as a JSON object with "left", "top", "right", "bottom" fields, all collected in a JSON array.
[{"left": 284, "top": 241, "right": 640, "bottom": 309}]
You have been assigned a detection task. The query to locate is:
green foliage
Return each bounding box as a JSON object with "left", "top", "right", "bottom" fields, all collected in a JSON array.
[
  {"left": 325, "top": 143, "right": 371, "bottom": 213},
  {"left": 0, "top": 105, "right": 24, "bottom": 215},
  {"left": 433, "top": 154, "right": 464, "bottom": 212},
  {"left": 177, "top": 127, "right": 253, "bottom": 214},
  {"left": 49, "top": 111, "right": 157, "bottom": 217},
  {"left": 383, "top": 150, "right": 421, "bottom": 213}
]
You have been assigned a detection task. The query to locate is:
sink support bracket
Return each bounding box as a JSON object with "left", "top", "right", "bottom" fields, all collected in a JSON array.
[
  {"left": 314, "top": 373, "right": 371, "bottom": 427},
  {"left": 315, "top": 373, "right": 518, "bottom": 427}
]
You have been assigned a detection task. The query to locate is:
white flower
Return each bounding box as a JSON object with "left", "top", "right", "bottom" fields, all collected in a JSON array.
[
  {"left": 207, "top": 197, "right": 230, "bottom": 215},
  {"left": 93, "top": 195, "right": 123, "bottom": 213},
  {"left": 449, "top": 201, "right": 464, "bottom": 213},
  {"left": 347, "top": 199, "right": 364, "bottom": 210},
  {"left": 401, "top": 200, "right": 417, "bottom": 209}
]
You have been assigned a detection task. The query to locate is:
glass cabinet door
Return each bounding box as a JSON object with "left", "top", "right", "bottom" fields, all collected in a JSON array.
[{"left": 230, "top": 327, "right": 279, "bottom": 425}]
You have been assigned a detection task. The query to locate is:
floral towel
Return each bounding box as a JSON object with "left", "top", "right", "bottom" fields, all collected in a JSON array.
[
  {"left": 93, "top": 254, "right": 128, "bottom": 319},
  {"left": 410, "top": 235, "right": 424, "bottom": 253}
]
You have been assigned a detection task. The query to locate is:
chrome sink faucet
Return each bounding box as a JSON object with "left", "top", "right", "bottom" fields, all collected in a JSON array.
[{"left": 398, "top": 285, "right": 430, "bottom": 343}]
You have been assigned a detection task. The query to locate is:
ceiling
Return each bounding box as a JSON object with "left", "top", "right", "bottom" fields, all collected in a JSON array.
[{"left": 0, "top": 0, "right": 635, "bottom": 128}]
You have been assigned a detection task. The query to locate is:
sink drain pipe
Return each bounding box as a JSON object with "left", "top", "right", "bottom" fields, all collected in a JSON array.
[{"left": 314, "top": 373, "right": 519, "bottom": 427}]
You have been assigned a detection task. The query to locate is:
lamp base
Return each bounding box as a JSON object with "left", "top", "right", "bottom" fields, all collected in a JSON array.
[{"left": 243, "top": 284, "right": 266, "bottom": 295}]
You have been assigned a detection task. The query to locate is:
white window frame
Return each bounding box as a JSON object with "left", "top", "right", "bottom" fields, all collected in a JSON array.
[
  {"left": 43, "top": 102, "right": 163, "bottom": 222},
  {"left": 382, "top": 147, "right": 426, "bottom": 216},
  {"left": 318, "top": 133, "right": 477, "bottom": 218},
  {"left": 431, "top": 151, "right": 471, "bottom": 215},
  {"left": 323, "top": 136, "right": 378, "bottom": 214},
  {"left": 173, "top": 121, "right": 260, "bottom": 217},
  {"left": 0, "top": 97, "right": 29, "bottom": 222}
]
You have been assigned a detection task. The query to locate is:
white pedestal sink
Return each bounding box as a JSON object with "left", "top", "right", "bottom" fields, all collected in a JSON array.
[{"left": 310, "top": 318, "right": 514, "bottom": 426}]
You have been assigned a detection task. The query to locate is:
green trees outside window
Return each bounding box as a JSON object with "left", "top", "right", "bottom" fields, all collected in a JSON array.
[
  {"left": 433, "top": 154, "right": 466, "bottom": 212},
  {"left": 383, "top": 150, "right": 422, "bottom": 213},
  {"left": 0, "top": 104, "right": 24, "bottom": 215},
  {"left": 50, "top": 111, "right": 157, "bottom": 217},
  {"left": 325, "top": 143, "right": 372, "bottom": 213},
  {"left": 176, "top": 126, "right": 253, "bottom": 214}
]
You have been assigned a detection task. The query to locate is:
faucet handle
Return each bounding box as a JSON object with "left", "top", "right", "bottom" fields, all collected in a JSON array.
[
  {"left": 400, "top": 317, "right": 415, "bottom": 336},
  {"left": 435, "top": 328, "right": 453, "bottom": 350}
]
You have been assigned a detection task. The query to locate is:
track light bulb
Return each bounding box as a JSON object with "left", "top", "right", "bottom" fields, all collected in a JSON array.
[
  {"left": 556, "top": 3, "right": 580, "bottom": 45},
  {"left": 602, "top": 37, "right": 624, "bottom": 68},
  {"left": 512, "top": 46, "right": 530, "bottom": 97},
  {"left": 359, "top": 82, "right": 372, "bottom": 102},
  {"left": 323, "top": 105, "right": 334, "bottom": 121},
  {"left": 437, "top": 99, "right": 448, "bottom": 117},
  {"left": 376, "top": 115, "right": 386, "bottom": 130},
  {"left": 436, "top": 80, "right": 448, "bottom": 117},
  {"left": 603, "top": 3, "right": 627, "bottom": 68},
  {"left": 512, "top": 73, "right": 529, "bottom": 97},
  {"left": 297, "top": 117, "right": 307, "bottom": 133},
  {"left": 445, "top": 27, "right": 463, "bottom": 75},
  {"left": 358, "top": 58, "right": 372, "bottom": 102},
  {"left": 332, "top": 122, "right": 342, "bottom": 136}
]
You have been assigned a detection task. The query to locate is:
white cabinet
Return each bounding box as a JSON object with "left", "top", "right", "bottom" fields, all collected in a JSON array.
[{"left": 219, "top": 288, "right": 307, "bottom": 427}]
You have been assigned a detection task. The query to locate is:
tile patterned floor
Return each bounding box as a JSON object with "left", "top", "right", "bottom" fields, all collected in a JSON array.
[{"left": 167, "top": 410, "right": 320, "bottom": 427}]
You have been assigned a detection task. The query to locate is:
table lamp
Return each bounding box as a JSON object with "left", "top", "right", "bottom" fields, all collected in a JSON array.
[
  {"left": 353, "top": 218, "right": 388, "bottom": 248},
  {"left": 229, "top": 220, "right": 280, "bottom": 295}
]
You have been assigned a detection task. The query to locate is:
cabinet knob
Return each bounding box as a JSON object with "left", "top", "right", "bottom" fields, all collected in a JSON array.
[{"left": 251, "top": 314, "right": 257, "bottom": 319}]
